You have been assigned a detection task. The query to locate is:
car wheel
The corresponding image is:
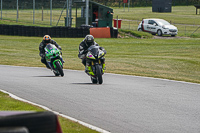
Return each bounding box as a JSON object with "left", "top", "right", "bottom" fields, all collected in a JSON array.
[
  {"left": 138, "top": 28, "right": 142, "bottom": 31},
  {"left": 157, "top": 30, "right": 162, "bottom": 36}
]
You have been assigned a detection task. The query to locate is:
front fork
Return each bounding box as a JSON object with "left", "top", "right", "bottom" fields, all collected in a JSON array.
[
  {"left": 91, "top": 59, "right": 104, "bottom": 75},
  {"left": 53, "top": 59, "right": 63, "bottom": 69}
]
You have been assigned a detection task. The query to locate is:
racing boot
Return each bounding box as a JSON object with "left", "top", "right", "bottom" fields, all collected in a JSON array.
[
  {"left": 45, "top": 62, "right": 51, "bottom": 69},
  {"left": 102, "top": 63, "right": 106, "bottom": 74},
  {"left": 60, "top": 57, "right": 65, "bottom": 63},
  {"left": 85, "top": 63, "right": 94, "bottom": 76}
]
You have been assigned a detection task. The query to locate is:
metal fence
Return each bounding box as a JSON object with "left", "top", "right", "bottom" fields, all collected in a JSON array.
[
  {"left": 0, "top": 0, "right": 71, "bottom": 27},
  {"left": 92, "top": 0, "right": 200, "bottom": 7},
  {"left": 1, "top": 0, "right": 200, "bottom": 37}
]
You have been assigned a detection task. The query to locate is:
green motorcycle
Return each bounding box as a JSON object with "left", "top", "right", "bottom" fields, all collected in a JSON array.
[{"left": 45, "top": 43, "right": 64, "bottom": 77}]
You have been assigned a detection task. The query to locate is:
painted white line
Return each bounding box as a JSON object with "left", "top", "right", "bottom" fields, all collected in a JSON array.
[{"left": 0, "top": 89, "right": 111, "bottom": 133}]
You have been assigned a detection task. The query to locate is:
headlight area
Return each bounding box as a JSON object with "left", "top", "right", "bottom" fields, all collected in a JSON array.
[{"left": 162, "top": 28, "right": 177, "bottom": 35}]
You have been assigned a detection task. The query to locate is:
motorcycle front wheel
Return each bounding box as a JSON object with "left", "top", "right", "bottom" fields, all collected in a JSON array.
[
  {"left": 95, "top": 64, "right": 103, "bottom": 84},
  {"left": 91, "top": 77, "right": 98, "bottom": 84},
  {"left": 53, "top": 71, "right": 60, "bottom": 76},
  {"left": 55, "top": 61, "right": 64, "bottom": 77}
]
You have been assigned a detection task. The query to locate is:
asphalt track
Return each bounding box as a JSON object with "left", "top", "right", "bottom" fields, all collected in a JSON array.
[{"left": 0, "top": 65, "right": 200, "bottom": 133}]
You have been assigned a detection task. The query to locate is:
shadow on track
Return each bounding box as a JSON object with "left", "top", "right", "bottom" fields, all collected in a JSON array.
[
  {"left": 71, "top": 83, "right": 99, "bottom": 85},
  {"left": 33, "top": 75, "right": 60, "bottom": 77}
]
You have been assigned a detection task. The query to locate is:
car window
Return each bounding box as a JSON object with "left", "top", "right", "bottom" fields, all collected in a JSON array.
[
  {"left": 148, "top": 20, "right": 156, "bottom": 25},
  {"left": 148, "top": 20, "right": 153, "bottom": 25},
  {"left": 157, "top": 20, "right": 170, "bottom": 26}
]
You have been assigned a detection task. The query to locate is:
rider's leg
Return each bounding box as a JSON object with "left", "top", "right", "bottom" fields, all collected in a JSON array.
[
  {"left": 41, "top": 58, "right": 50, "bottom": 69},
  {"left": 85, "top": 60, "right": 94, "bottom": 76},
  {"left": 82, "top": 58, "right": 86, "bottom": 66},
  {"left": 101, "top": 58, "right": 106, "bottom": 73}
]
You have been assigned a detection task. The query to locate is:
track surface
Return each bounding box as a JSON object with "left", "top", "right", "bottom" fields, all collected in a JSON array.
[{"left": 0, "top": 65, "right": 200, "bottom": 133}]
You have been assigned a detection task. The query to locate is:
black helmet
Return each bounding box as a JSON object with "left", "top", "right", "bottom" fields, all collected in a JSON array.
[
  {"left": 43, "top": 35, "right": 51, "bottom": 44},
  {"left": 85, "top": 35, "right": 94, "bottom": 47}
]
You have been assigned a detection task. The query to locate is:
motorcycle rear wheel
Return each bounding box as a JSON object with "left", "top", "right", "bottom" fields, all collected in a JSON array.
[
  {"left": 55, "top": 61, "right": 64, "bottom": 77},
  {"left": 95, "top": 65, "right": 103, "bottom": 84}
]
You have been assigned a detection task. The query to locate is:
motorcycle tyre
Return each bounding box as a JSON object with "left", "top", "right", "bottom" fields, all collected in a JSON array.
[
  {"left": 55, "top": 61, "right": 64, "bottom": 77},
  {"left": 53, "top": 71, "right": 60, "bottom": 76},
  {"left": 91, "top": 77, "right": 98, "bottom": 84},
  {"left": 95, "top": 65, "right": 103, "bottom": 84}
]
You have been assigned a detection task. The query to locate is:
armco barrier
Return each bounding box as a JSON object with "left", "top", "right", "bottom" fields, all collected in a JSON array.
[{"left": 0, "top": 24, "right": 117, "bottom": 38}]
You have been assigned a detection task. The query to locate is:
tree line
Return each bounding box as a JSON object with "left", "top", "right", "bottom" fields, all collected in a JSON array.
[
  {"left": 92, "top": 0, "right": 200, "bottom": 7},
  {"left": 1, "top": 0, "right": 200, "bottom": 9}
]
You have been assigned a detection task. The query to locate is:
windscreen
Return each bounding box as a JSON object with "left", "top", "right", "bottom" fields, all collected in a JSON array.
[
  {"left": 45, "top": 44, "right": 55, "bottom": 50},
  {"left": 157, "top": 20, "right": 170, "bottom": 26},
  {"left": 88, "top": 45, "right": 99, "bottom": 55}
]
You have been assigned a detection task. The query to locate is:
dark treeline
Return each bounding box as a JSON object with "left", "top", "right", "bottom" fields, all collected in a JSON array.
[
  {"left": 93, "top": 0, "right": 200, "bottom": 7},
  {"left": 1, "top": 0, "right": 200, "bottom": 9}
]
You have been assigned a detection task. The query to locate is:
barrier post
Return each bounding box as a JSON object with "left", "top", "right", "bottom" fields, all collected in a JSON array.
[{"left": 1, "top": 0, "right": 2, "bottom": 20}]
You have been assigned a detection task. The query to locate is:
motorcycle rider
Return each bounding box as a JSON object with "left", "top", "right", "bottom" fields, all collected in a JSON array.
[
  {"left": 78, "top": 35, "right": 106, "bottom": 75},
  {"left": 39, "top": 35, "right": 63, "bottom": 68}
]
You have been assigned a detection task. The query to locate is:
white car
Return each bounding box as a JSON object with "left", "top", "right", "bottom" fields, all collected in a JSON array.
[{"left": 138, "top": 18, "right": 178, "bottom": 36}]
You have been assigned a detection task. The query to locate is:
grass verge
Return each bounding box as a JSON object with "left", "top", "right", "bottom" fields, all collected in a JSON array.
[{"left": 0, "top": 91, "right": 99, "bottom": 133}]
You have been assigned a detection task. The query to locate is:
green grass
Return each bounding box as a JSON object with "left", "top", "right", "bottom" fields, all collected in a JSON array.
[{"left": 0, "top": 35, "right": 199, "bottom": 83}]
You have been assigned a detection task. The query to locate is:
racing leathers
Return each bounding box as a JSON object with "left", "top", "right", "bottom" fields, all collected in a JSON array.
[
  {"left": 78, "top": 40, "right": 106, "bottom": 74},
  {"left": 39, "top": 40, "right": 62, "bottom": 68}
]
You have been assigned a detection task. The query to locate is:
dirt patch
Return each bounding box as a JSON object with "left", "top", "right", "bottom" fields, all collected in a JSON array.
[
  {"left": 118, "top": 32, "right": 190, "bottom": 39},
  {"left": 153, "top": 36, "right": 190, "bottom": 39}
]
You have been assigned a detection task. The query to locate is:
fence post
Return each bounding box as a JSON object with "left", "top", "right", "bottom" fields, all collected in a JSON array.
[
  {"left": 117, "top": 15, "right": 118, "bottom": 29},
  {"left": 66, "top": 0, "right": 69, "bottom": 27},
  {"left": 86, "top": 0, "right": 89, "bottom": 25},
  {"left": 16, "top": 0, "right": 18, "bottom": 22},
  {"left": 1, "top": 0, "right": 2, "bottom": 20},
  {"left": 50, "top": 0, "right": 52, "bottom": 26},
  {"left": 42, "top": 6, "right": 43, "bottom": 21},
  {"left": 33, "top": 0, "right": 35, "bottom": 24}
]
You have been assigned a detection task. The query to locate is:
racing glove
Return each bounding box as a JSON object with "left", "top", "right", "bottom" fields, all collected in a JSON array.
[
  {"left": 40, "top": 54, "right": 45, "bottom": 58},
  {"left": 58, "top": 46, "right": 62, "bottom": 50}
]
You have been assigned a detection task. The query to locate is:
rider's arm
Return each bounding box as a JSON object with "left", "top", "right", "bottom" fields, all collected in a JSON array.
[
  {"left": 100, "top": 47, "right": 107, "bottom": 54},
  {"left": 78, "top": 42, "right": 87, "bottom": 59},
  {"left": 39, "top": 43, "right": 45, "bottom": 58},
  {"left": 51, "top": 40, "right": 62, "bottom": 50},
  {"left": 95, "top": 42, "right": 107, "bottom": 54}
]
